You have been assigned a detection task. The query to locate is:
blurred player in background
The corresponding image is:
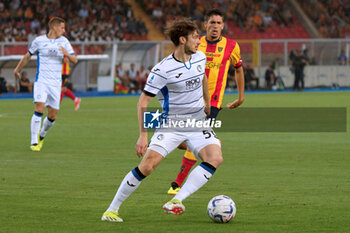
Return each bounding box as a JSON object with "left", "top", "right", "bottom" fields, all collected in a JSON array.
[
  {"left": 19, "top": 71, "right": 32, "bottom": 93},
  {"left": 14, "top": 17, "right": 77, "bottom": 151},
  {"left": 102, "top": 18, "right": 222, "bottom": 222},
  {"left": 61, "top": 56, "right": 81, "bottom": 110},
  {"left": 167, "top": 9, "right": 245, "bottom": 195}
]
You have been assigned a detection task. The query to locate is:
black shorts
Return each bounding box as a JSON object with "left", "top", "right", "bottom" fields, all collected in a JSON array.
[
  {"left": 62, "top": 75, "right": 69, "bottom": 87},
  {"left": 208, "top": 106, "right": 220, "bottom": 119}
]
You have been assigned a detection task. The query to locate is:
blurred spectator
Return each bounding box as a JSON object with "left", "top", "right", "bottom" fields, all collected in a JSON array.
[
  {"left": 282, "top": 3, "right": 294, "bottom": 27},
  {"left": 302, "top": 47, "right": 311, "bottom": 64},
  {"left": 138, "top": 65, "right": 149, "bottom": 91},
  {"left": 291, "top": 49, "right": 308, "bottom": 90},
  {"left": 127, "top": 63, "right": 139, "bottom": 93},
  {"left": 337, "top": 49, "right": 348, "bottom": 65},
  {"left": 243, "top": 62, "right": 259, "bottom": 90},
  {"left": 0, "top": 69, "right": 7, "bottom": 94},
  {"left": 27, "top": 29, "right": 37, "bottom": 46},
  {"left": 19, "top": 71, "right": 32, "bottom": 93},
  {"left": 264, "top": 64, "right": 276, "bottom": 90},
  {"left": 116, "top": 63, "right": 128, "bottom": 87},
  {"left": 30, "top": 18, "right": 40, "bottom": 32},
  {"left": 114, "top": 69, "right": 129, "bottom": 94},
  {"left": 78, "top": 5, "right": 89, "bottom": 18},
  {"left": 262, "top": 12, "right": 274, "bottom": 28}
]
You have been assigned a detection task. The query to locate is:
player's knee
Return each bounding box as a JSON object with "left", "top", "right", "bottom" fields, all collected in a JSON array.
[
  {"left": 34, "top": 103, "right": 45, "bottom": 113},
  {"left": 47, "top": 108, "right": 58, "bottom": 120},
  {"left": 215, "top": 154, "right": 224, "bottom": 166},
  {"left": 138, "top": 163, "right": 155, "bottom": 176},
  {"left": 207, "top": 150, "right": 223, "bottom": 168},
  {"left": 139, "top": 165, "right": 152, "bottom": 176},
  {"left": 47, "top": 114, "right": 57, "bottom": 121}
]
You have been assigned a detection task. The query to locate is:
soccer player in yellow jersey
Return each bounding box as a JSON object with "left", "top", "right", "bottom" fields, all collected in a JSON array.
[{"left": 168, "top": 9, "right": 245, "bottom": 195}]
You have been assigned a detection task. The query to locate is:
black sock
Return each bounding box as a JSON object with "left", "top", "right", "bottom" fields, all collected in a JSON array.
[{"left": 171, "top": 182, "right": 179, "bottom": 189}]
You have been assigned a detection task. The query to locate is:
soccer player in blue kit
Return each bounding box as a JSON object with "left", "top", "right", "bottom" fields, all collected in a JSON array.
[
  {"left": 102, "top": 19, "right": 223, "bottom": 222},
  {"left": 14, "top": 17, "right": 77, "bottom": 151}
]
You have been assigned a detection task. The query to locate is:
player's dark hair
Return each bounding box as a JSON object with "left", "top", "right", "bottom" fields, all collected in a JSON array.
[
  {"left": 205, "top": 9, "right": 224, "bottom": 21},
  {"left": 48, "top": 17, "right": 65, "bottom": 29},
  {"left": 165, "top": 18, "right": 199, "bottom": 46}
]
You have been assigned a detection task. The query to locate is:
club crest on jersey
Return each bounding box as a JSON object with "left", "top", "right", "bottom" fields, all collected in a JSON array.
[
  {"left": 197, "top": 65, "right": 202, "bottom": 73},
  {"left": 218, "top": 47, "right": 223, "bottom": 52}
]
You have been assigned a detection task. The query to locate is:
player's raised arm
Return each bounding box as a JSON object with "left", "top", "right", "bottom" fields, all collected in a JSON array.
[
  {"left": 136, "top": 92, "right": 154, "bottom": 158},
  {"left": 202, "top": 74, "right": 211, "bottom": 116},
  {"left": 13, "top": 52, "right": 31, "bottom": 80}
]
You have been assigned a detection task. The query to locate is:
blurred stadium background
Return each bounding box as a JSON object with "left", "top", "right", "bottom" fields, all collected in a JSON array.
[{"left": 1, "top": 0, "right": 350, "bottom": 95}]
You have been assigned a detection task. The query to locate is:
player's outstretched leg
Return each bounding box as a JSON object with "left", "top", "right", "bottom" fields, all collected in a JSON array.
[
  {"left": 102, "top": 167, "right": 146, "bottom": 222},
  {"left": 74, "top": 97, "right": 81, "bottom": 111},
  {"left": 39, "top": 117, "right": 55, "bottom": 150},
  {"left": 162, "top": 199, "right": 185, "bottom": 215},
  {"left": 102, "top": 149, "right": 163, "bottom": 222},
  {"left": 30, "top": 111, "right": 43, "bottom": 151},
  {"left": 38, "top": 134, "right": 44, "bottom": 150},
  {"left": 164, "top": 144, "right": 222, "bottom": 214},
  {"left": 168, "top": 150, "right": 197, "bottom": 195},
  {"left": 164, "top": 162, "right": 215, "bottom": 214},
  {"left": 101, "top": 211, "right": 123, "bottom": 222}
]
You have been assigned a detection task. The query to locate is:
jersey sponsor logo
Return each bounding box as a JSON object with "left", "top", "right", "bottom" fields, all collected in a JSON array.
[
  {"left": 175, "top": 73, "right": 183, "bottom": 78},
  {"left": 205, "top": 52, "right": 221, "bottom": 58},
  {"left": 153, "top": 68, "right": 160, "bottom": 72},
  {"left": 185, "top": 77, "right": 201, "bottom": 90},
  {"left": 204, "top": 174, "right": 210, "bottom": 180},
  {"left": 206, "top": 61, "right": 222, "bottom": 69},
  {"left": 48, "top": 49, "right": 58, "bottom": 56}
]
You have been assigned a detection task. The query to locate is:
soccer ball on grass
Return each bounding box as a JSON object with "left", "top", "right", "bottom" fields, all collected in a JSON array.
[{"left": 207, "top": 195, "right": 236, "bottom": 223}]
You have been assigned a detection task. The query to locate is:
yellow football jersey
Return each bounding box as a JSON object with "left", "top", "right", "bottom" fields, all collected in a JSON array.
[{"left": 198, "top": 36, "right": 242, "bottom": 108}]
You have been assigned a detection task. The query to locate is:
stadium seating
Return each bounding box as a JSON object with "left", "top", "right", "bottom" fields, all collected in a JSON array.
[{"left": 1, "top": 0, "right": 343, "bottom": 58}]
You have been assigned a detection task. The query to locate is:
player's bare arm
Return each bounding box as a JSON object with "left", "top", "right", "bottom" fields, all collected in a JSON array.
[
  {"left": 202, "top": 74, "right": 211, "bottom": 116},
  {"left": 136, "top": 92, "right": 153, "bottom": 158},
  {"left": 227, "top": 66, "right": 245, "bottom": 109},
  {"left": 13, "top": 52, "right": 31, "bottom": 79},
  {"left": 59, "top": 46, "right": 78, "bottom": 64}
]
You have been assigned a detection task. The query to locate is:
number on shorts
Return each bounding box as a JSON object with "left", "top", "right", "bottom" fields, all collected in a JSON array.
[{"left": 202, "top": 130, "right": 218, "bottom": 139}]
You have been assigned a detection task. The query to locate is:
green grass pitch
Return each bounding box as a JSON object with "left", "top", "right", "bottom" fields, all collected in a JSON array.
[{"left": 1, "top": 91, "right": 349, "bottom": 233}]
